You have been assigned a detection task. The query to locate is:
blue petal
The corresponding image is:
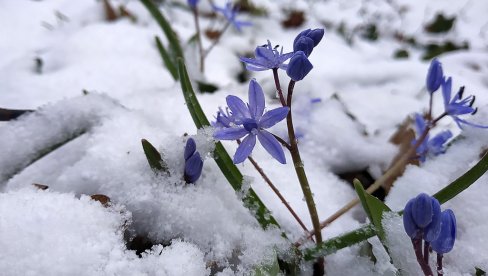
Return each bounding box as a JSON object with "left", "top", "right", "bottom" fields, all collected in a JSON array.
[
  {"left": 426, "top": 59, "right": 443, "bottom": 93},
  {"left": 453, "top": 117, "right": 488, "bottom": 129},
  {"left": 257, "top": 130, "right": 286, "bottom": 164},
  {"left": 308, "top": 28, "right": 325, "bottom": 46},
  {"left": 248, "top": 79, "right": 265, "bottom": 120},
  {"left": 259, "top": 107, "right": 289, "bottom": 128},
  {"left": 184, "top": 138, "right": 196, "bottom": 161},
  {"left": 226, "top": 95, "right": 250, "bottom": 120},
  {"left": 233, "top": 134, "right": 256, "bottom": 164},
  {"left": 424, "top": 197, "right": 442, "bottom": 242},
  {"left": 403, "top": 199, "right": 419, "bottom": 238},
  {"left": 184, "top": 152, "right": 203, "bottom": 183},
  {"left": 431, "top": 209, "right": 456, "bottom": 254},
  {"left": 414, "top": 113, "right": 426, "bottom": 134},
  {"left": 442, "top": 77, "right": 452, "bottom": 109},
  {"left": 412, "top": 193, "right": 435, "bottom": 228},
  {"left": 214, "top": 127, "right": 248, "bottom": 140}
]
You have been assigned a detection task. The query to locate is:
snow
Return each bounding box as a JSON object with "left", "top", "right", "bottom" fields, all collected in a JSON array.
[{"left": 1, "top": 0, "right": 488, "bottom": 274}]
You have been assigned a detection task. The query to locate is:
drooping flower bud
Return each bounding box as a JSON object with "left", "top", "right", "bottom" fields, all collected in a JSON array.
[
  {"left": 293, "top": 36, "right": 314, "bottom": 57},
  {"left": 286, "top": 51, "right": 313, "bottom": 81},
  {"left": 431, "top": 209, "right": 456, "bottom": 254},
  {"left": 426, "top": 58, "right": 443, "bottom": 93},
  {"left": 293, "top": 28, "right": 325, "bottom": 49}
]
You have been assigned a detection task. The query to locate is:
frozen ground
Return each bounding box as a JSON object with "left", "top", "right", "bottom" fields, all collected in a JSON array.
[{"left": 1, "top": 0, "right": 488, "bottom": 275}]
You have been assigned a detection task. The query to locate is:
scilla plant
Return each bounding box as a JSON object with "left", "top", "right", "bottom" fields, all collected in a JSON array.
[{"left": 139, "top": 0, "right": 488, "bottom": 274}]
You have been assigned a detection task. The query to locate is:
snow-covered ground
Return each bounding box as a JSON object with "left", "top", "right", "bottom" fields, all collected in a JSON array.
[{"left": 1, "top": 0, "right": 488, "bottom": 275}]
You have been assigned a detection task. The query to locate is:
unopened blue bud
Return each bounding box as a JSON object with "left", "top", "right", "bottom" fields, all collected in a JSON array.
[
  {"left": 293, "top": 28, "right": 325, "bottom": 48},
  {"left": 293, "top": 36, "right": 314, "bottom": 57},
  {"left": 403, "top": 193, "right": 442, "bottom": 241},
  {"left": 426, "top": 58, "right": 443, "bottom": 93},
  {"left": 431, "top": 209, "right": 456, "bottom": 254},
  {"left": 286, "top": 51, "right": 313, "bottom": 81},
  {"left": 184, "top": 152, "right": 203, "bottom": 183}
]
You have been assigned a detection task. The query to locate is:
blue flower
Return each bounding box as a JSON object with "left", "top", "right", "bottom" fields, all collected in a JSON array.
[
  {"left": 213, "top": 1, "right": 252, "bottom": 32},
  {"left": 403, "top": 193, "right": 442, "bottom": 242},
  {"left": 412, "top": 114, "right": 452, "bottom": 162},
  {"left": 426, "top": 59, "right": 443, "bottom": 93},
  {"left": 184, "top": 138, "right": 203, "bottom": 184},
  {"left": 286, "top": 51, "right": 313, "bottom": 81},
  {"left": 239, "top": 40, "right": 294, "bottom": 71},
  {"left": 214, "top": 79, "right": 289, "bottom": 164},
  {"left": 187, "top": 0, "right": 199, "bottom": 8},
  {"left": 442, "top": 77, "right": 488, "bottom": 129},
  {"left": 431, "top": 209, "right": 456, "bottom": 254}
]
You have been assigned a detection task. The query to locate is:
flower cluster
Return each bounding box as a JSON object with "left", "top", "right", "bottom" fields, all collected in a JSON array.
[
  {"left": 212, "top": 1, "right": 252, "bottom": 32},
  {"left": 184, "top": 138, "right": 203, "bottom": 184},
  {"left": 213, "top": 79, "right": 289, "bottom": 164},
  {"left": 412, "top": 114, "right": 452, "bottom": 162},
  {"left": 426, "top": 58, "right": 487, "bottom": 129},
  {"left": 403, "top": 193, "right": 456, "bottom": 274}
]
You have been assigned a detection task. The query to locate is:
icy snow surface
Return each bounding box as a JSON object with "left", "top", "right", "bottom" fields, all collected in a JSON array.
[{"left": 1, "top": 0, "right": 488, "bottom": 275}]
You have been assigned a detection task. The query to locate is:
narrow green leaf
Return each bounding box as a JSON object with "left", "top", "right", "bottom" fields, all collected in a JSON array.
[
  {"left": 433, "top": 151, "right": 488, "bottom": 204},
  {"left": 155, "top": 36, "right": 178, "bottom": 80},
  {"left": 353, "top": 179, "right": 391, "bottom": 246},
  {"left": 176, "top": 58, "right": 280, "bottom": 230},
  {"left": 303, "top": 224, "right": 376, "bottom": 261},
  {"left": 140, "top": 0, "right": 184, "bottom": 61},
  {"left": 141, "top": 139, "right": 168, "bottom": 173},
  {"left": 305, "top": 152, "right": 488, "bottom": 259},
  {"left": 0, "top": 108, "right": 32, "bottom": 121}
]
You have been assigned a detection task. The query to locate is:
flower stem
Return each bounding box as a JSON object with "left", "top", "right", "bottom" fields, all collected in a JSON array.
[
  {"left": 191, "top": 7, "right": 205, "bottom": 73},
  {"left": 272, "top": 68, "right": 287, "bottom": 106},
  {"left": 297, "top": 113, "right": 440, "bottom": 244},
  {"left": 424, "top": 241, "right": 431, "bottom": 264},
  {"left": 412, "top": 238, "right": 434, "bottom": 276},
  {"left": 271, "top": 133, "right": 291, "bottom": 151},
  {"left": 436, "top": 254, "right": 444, "bottom": 276},
  {"left": 286, "top": 80, "right": 324, "bottom": 273}
]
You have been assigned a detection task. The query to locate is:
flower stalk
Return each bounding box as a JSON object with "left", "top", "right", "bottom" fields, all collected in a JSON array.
[{"left": 285, "top": 79, "right": 324, "bottom": 272}]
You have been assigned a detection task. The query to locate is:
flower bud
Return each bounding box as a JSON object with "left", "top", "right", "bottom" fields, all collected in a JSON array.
[
  {"left": 286, "top": 51, "right": 313, "bottom": 81},
  {"left": 293, "top": 36, "right": 314, "bottom": 57},
  {"left": 426, "top": 58, "right": 443, "bottom": 93},
  {"left": 184, "top": 138, "right": 197, "bottom": 161},
  {"left": 431, "top": 209, "right": 456, "bottom": 254},
  {"left": 184, "top": 152, "right": 203, "bottom": 184},
  {"left": 293, "top": 28, "right": 325, "bottom": 48},
  {"left": 403, "top": 193, "right": 442, "bottom": 241}
]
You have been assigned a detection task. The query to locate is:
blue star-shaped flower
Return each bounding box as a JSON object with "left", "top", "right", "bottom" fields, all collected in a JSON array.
[
  {"left": 442, "top": 77, "right": 488, "bottom": 129},
  {"left": 239, "top": 40, "right": 293, "bottom": 71},
  {"left": 213, "top": 1, "right": 252, "bottom": 32},
  {"left": 412, "top": 114, "right": 452, "bottom": 162},
  {"left": 214, "top": 79, "right": 289, "bottom": 164}
]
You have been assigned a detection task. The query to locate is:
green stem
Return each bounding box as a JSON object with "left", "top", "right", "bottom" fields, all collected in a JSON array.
[
  {"left": 192, "top": 7, "right": 204, "bottom": 73},
  {"left": 286, "top": 80, "right": 324, "bottom": 271}
]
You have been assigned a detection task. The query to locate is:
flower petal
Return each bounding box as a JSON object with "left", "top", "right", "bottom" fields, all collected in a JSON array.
[
  {"left": 214, "top": 127, "right": 248, "bottom": 140},
  {"left": 226, "top": 95, "right": 250, "bottom": 120},
  {"left": 233, "top": 134, "right": 256, "bottom": 164},
  {"left": 184, "top": 152, "right": 203, "bottom": 183},
  {"left": 442, "top": 77, "right": 452, "bottom": 109},
  {"left": 259, "top": 107, "right": 289, "bottom": 128},
  {"left": 257, "top": 130, "right": 286, "bottom": 164},
  {"left": 248, "top": 79, "right": 265, "bottom": 120},
  {"left": 184, "top": 138, "right": 196, "bottom": 161}
]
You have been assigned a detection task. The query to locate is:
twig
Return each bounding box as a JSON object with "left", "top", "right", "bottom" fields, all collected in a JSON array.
[
  {"left": 191, "top": 7, "right": 205, "bottom": 73},
  {"left": 203, "top": 22, "right": 230, "bottom": 58},
  {"left": 236, "top": 139, "right": 311, "bottom": 236}
]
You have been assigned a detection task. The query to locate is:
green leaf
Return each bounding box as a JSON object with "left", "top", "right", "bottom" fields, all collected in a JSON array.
[
  {"left": 476, "top": 267, "right": 486, "bottom": 276},
  {"left": 424, "top": 13, "right": 456, "bottom": 33},
  {"left": 140, "top": 0, "right": 184, "bottom": 62},
  {"left": 176, "top": 58, "right": 280, "bottom": 230},
  {"left": 433, "top": 151, "right": 488, "bottom": 204},
  {"left": 254, "top": 255, "right": 281, "bottom": 276},
  {"left": 353, "top": 179, "right": 391, "bottom": 247},
  {"left": 303, "top": 224, "right": 376, "bottom": 261},
  {"left": 305, "top": 152, "right": 488, "bottom": 259},
  {"left": 155, "top": 36, "right": 178, "bottom": 80},
  {"left": 141, "top": 139, "right": 168, "bottom": 173}
]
